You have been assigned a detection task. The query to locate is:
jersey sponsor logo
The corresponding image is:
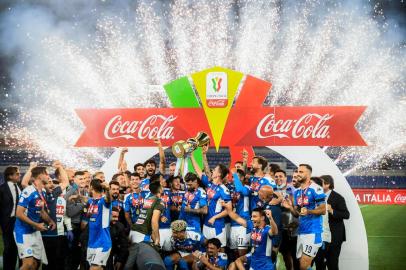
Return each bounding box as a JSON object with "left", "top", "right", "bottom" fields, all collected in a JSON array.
[
  {"left": 143, "top": 199, "right": 154, "bottom": 208},
  {"left": 250, "top": 181, "right": 260, "bottom": 193},
  {"left": 56, "top": 205, "right": 65, "bottom": 215},
  {"left": 207, "top": 188, "right": 217, "bottom": 200},
  {"left": 35, "top": 198, "right": 44, "bottom": 208},
  {"left": 297, "top": 196, "right": 309, "bottom": 206},
  {"left": 251, "top": 230, "right": 263, "bottom": 246},
  {"left": 185, "top": 192, "right": 196, "bottom": 203},
  {"left": 231, "top": 192, "right": 240, "bottom": 206}
]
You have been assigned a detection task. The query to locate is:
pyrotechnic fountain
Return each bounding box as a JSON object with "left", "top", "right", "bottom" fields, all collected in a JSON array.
[{"left": 0, "top": 0, "right": 405, "bottom": 173}]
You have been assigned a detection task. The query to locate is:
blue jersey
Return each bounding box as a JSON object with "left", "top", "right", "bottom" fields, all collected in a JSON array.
[
  {"left": 170, "top": 190, "right": 185, "bottom": 220},
  {"left": 159, "top": 188, "right": 172, "bottom": 229},
  {"left": 111, "top": 198, "right": 124, "bottom": 211},
  {"left": 42, "top": 186, "right": 65, "bottom": 237},
  {"left": 257, "top": 198, "right": 282, "bottom": 246},
  {"left": 140, "top": 178, "right": 150, "bottom": 198},
  {"left": 179, "top": 188, "right": 207, "bottom": 232},
  {"left": 14, "top": 185, "right": 46, "bottom": 235},
  {"left": 198, "top": 252, "right": 228, "bottom": 269},
  {"left": 293, "top": 182, "right": 326, "bottom": 234},
  {"left": 87, "top": 197, "right": 111, "bottom": 251},
  {"left": 170, "top": 190, "right": 185, "bottom": 208},
  {"left": 170, "top": 230, "right": 205, "bottom": 254},
  {"left": 249, "top": 176, "right": 277, "bottom": 210},
  {"left": 124, "top": 192, "right": 143, "bottom": 223},
  {"left": 201, "top": 175, "right": 231, "bottom": 230},
  {"left": 230, "top": 183, "right": 250, "bottom": 227},
  {"left": 246, "top": 220, "right": 274, "bottom": 270}
]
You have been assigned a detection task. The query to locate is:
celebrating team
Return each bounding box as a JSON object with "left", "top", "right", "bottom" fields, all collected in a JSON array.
[{"left": 2, "top": 139, "right": 349, "bottom": 270}]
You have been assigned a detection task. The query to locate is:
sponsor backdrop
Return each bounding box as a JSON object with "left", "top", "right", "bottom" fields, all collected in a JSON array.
[
  {"left": 353, "top": 189, "right": 406, "bottom": 205},
  {"left": 76, "top": 67, "right": 369, "bottom": 269}
]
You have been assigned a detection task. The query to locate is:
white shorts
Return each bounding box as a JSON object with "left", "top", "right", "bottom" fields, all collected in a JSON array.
[
  {"left": 203, "top": 225, "right": 227, "bottom": 247},
  {"left": 229, "top": 226, "right": 250, "bottom": 249},
  {"left": 87, "top": 247, "right": 111, "bottom": 266},
  {"left": 14, "top": 231, "right": 48, "bottom": 265},
  {"left": 129, "top": 230, "right": 151, "bottom": 244},
  {"left": 160, "top": 228, "right": 172, "bottom": 251},
  {"left": 296, "top": 233, "right": 322, "bottom": 258}
]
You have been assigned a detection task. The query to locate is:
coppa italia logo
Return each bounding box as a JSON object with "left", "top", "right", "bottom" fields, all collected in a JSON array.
[
  {"left": 211, "top": 77, "right": 222, "bottom": 92},
  {"left": 75, "top": 67, "right": 366, "bottom": 155}
]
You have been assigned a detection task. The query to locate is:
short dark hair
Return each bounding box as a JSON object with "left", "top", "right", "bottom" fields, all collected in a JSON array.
[
  {"left": 275, "top": 169, "right": 286, "bottom": 176},
  {"left": 216, "top": 164, "right": 229, "bottom": 179},
  {"left": 74, "top": 171, "right": 85, "bottom": 177},
  {"left": 31, "top": 167, "right": 47, "bottom": 179},
  {"left": 168, "top": 175, "right": 181, "bottom": 186},
  {"left": 131, "top": 172, "right": 141, "bottom": 178},
  {"left": 299, "top": 164, "right": 312, "bottom": 173},
  {"left": 124, "top": 170, "right": 131, "bottom": 178},
  {"left": 144, "top": 159, "right": 156, "bottom": 167},
  {"left": 112, "top": 173, "right": 124, "bottom": 182},
  {"left": 252, "top": 207, "right": 266, "bottom": 217},
  {"left": 320, "top": 175, "right": 334, "bottom": 189},
  {"left": 236, "top": 169, "right": 246, "bottom": 178},
  {"left": 149, "top": 181, "right": 162, "bottom": 195},
  {"left": 4, "top": 166, "right": 19, "bottom": 181},
  {"left": 207, "top": 238, "right": 222, "bottom": 249},
  {"left": 253, "top": 156, "right": 268, "bottom": 171},
  {"left": 109, "top": 180, "right": 120, "bottom": 188},
  {"left": 311, "top": 177, "right": 323, "bottom": 187},
  {"left": 133, "top": 163, "right": 144, "bottom": 171},
  {"left": 90, "top": 179, "right": 103, "bottom": 193},
  {"left": 184, "top": 172, "right": 199, "bottom": 182},
  {"left": 150, "top": 174, "right": 161, "bottom": 183},
  {"left": 268, "top": 163, "right": 281, "bottom": 174}
]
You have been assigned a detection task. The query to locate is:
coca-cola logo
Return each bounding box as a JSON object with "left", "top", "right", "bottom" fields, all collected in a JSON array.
[
  {"left": 104, "top": 114, "right": 177, "bottom": 140},
  {"left": 394, "top": 194, "right": 406, "bottom": 203},
  {"left": 207, "top": 99, "right": 227, "bottom": 107},
  {"left": 256, "top": 113, "right": 333, "bottom": 139}
]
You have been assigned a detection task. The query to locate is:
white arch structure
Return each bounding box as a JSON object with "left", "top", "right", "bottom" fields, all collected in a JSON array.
[{"left": 101, "top": 146, "right": 368, "bottom": 269}]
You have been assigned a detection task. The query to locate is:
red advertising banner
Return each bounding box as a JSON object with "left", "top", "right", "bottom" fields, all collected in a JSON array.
[
  {"left": 75, "top": 106, "right": 366, "bottom": 147},
  {"left": 353, "top": 189, "right": 406, "bottom": 205}
]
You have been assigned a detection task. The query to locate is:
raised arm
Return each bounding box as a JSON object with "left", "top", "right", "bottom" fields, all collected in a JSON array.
[
  {"left": 53, "top": 160, "right": 69, "bottom": 191},
  {"left": 117, "top": 147, "right": 128, "bottom": 172},
  {"left": 154, "top": 138, "right": 166, "bottom": 175},
  {"left": 190, "top": 154, "right": 203, "bottom": 179},
  {"left": 265, "top": 210, "right": 278, "bottom": 236},
  {"left": 201, "top": 145, "right": 211, "bottom": 178},
  {"left": 21, "top": 162, "right": 37, "bottom": 188}
]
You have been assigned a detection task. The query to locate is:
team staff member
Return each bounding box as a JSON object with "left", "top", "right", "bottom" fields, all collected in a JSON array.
[
  {"left": 320, "top": 175, "right": 350, "bottom": 270},
  {"left": 14, "top": 166, "right": 57, "bottom": 270},
  {"left": 0, "top": 166, "right": 22, "bottom": 270}
]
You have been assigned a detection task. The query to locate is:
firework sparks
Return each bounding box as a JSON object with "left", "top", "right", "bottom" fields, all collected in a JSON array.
[{"left": 0, "top": 0, "right": 404, "bottom": 173}]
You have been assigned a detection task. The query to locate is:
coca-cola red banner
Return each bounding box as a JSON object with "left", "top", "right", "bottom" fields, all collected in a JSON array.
[
  {"left": 75, "top": 106, "right": 366, "bottom": 147},
  {"left": 74, "top": 68, "right": 367, "bottom": 148},
  {"left": 353, "top": 189, "right": 406, "bottom": 205}
]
